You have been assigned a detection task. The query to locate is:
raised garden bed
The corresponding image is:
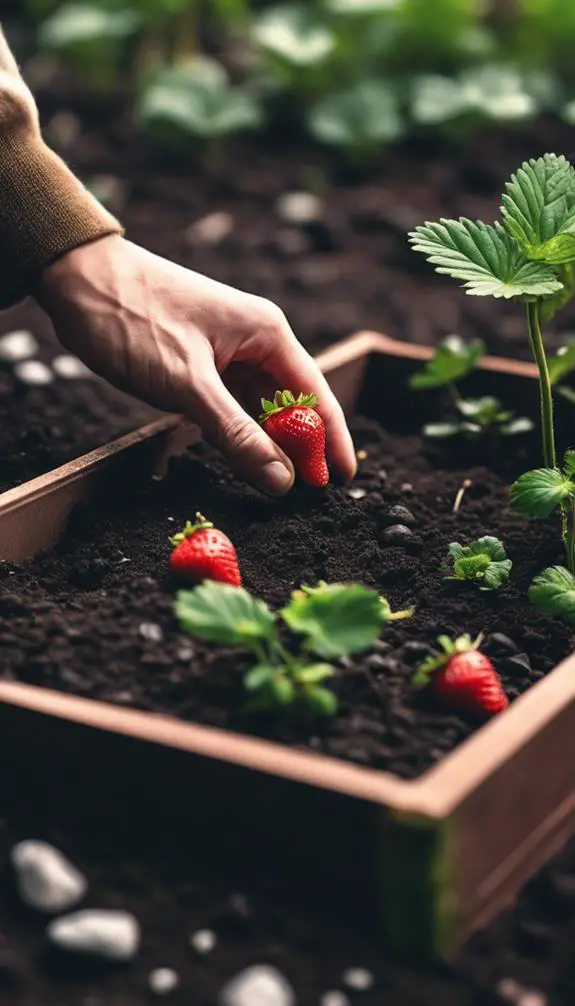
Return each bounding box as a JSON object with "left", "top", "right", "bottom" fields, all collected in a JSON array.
[{"left": 0, "top": 332, "right": 574, "bottom": 960}]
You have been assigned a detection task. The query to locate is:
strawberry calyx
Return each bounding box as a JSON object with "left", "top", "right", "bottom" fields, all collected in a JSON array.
[
  {"left": 259, "top": 389, "right": 318, "bottom": 423},
  {"left": 169, "top": 512, "right": 214, "bottom": 547},
  {"left": 412, "top": 632, "right": 484, "bottom": 687}
]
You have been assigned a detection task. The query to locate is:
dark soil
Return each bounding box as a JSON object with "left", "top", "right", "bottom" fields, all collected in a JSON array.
[
  {"left": 1, "top": 354, "right": 573, "bottom": 779},
  {"left": 2, "top": 785, "right": 575, "bottom": 1005},
  {"left": 0, "top": 299, "right": 154, "bottom": 494}
]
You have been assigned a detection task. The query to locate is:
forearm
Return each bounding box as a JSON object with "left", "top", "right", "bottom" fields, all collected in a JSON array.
[{"left": 0, "top": 25, "right": 122, "bottom": 309}]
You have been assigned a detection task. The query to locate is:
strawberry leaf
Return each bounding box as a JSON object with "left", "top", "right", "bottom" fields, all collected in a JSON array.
[
  {"left": 447, "top": 536, "right": 512, "bottom": 591},
  {"left": 293, "top": 663, "right": 335, "bottom": 684},
  {"left": 409, "top": 217, "right": 563, "bottom": 298},
  {"left": 302, "top": 685, "right": 338, "bottom": 717},
  {"left": 409, "top": 334, "right": 484, "bottom": 389},
  {"left": 529, "top": 565, "right": 575, "bottom": 622},
  {"left": 548, "top": 339, "right": 575, "bottom": 386},
  {"left": 501, "top": 154, "right": 575, "bottom": 266},
  {"left": 510, "top": 468, "right": 575, "bottom": 518},
  {"left": 176, "top": 582, "right": 276, "bottom": 647},
  {"left": 244, "top": 664, "right": 277, "bottom": 691},
  {"left": 281, "top": 582, "right": 384, "bottom": 658}
]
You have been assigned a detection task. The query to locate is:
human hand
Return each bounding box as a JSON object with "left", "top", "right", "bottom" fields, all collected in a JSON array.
[{"left": 36, "top": 235, "right": 356, "bottom": 495}]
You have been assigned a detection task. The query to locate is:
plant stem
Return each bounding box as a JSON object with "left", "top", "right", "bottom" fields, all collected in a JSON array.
[
  {"left": 567, "top": 497, "right": 575, "bottom": 574},
  {"left": 526, "top": 300, "right": 556, "bottom": 469}
]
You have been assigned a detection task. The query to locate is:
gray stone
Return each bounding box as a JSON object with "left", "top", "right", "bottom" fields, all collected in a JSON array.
[
  {"left": 386, "top": 505, "right": 416, "bottom": 526},
  {"left": 47, "top": 909, "right": 140, "bottom": 960},
  {"left": 218, "top": 964, "right": 295, "bottom": 1006},
  {"left": 14, "top": 360, "right": 53, "bottom": 386},
  {"left": 186, "top": 212, "right": 233, "bottom": 245},
  {"left": 381, "top": 524, "right": 413, "bottom": 545},
  {"left": 347, "top": 487, "right": 366, "bottom": 500},
  {"left": 11, "top": 841, "right": 87, "bottom": 913},
  {"left": 52, "top": 355, "right": 93, "bottom": 380},
  {"left": 149, "top": 968, "right": 180, "bottom": 996},
  {"left": 190, "top": 928, "right": 217, "bottom": 954},
  {"left": 139, "top": 622, "right": 163, "bottom": 643},
  {"left": 320, "top": 993, "right": 350, "bottom": 1006},
  {"left": 0, "top": 331, "right": 38, "bottom": 362},
  {"left": 276, "top": 191, "right": 322, "bottom": 224},
  {"left": 341, "top": 967, "right": 374, "bottom": 991}
]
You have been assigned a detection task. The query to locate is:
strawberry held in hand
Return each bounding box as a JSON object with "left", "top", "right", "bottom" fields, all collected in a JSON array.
[
  {"left": 170, "top": 513, "right": 241, "bottom": 586},
  {"left": 414, "top": 634, "right": 508, "bottom": 717},
  {"left": 259, "top": 390, "right": 329, "bottom": 487}
]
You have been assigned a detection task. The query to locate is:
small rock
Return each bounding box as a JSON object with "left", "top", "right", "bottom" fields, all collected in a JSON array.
[
  {"left": 186, "top": 211, "right": 233, "bottom": 245},
  {"left": 402, "top": 640, "right": 432, "bottom": 663},
  {"left": 52, "top": 355, "right": 93, "bottom": 379},
  {"left": 506, "top": 653, "right": 531, "bottom": 673},
  {"left": 356, "top": 449, "right": 368, "bottom": 461},
  {"left": 381, "top": 525, "right": 413, "bottom": 545},
  {"left": 386, "top": 505, "right": 416, "bottom": 526},
  {"left": 11, "top": 841, "right": 87, "bottom": 913},
  {"left": 149, "top": 968, "right": 180, "bottom": 996},
  {"left": 378, "top": 469, "right": 388, "bottom": 483},
  {"left": 190, "top": 929, "right": 217, "bottom": 954},
  {"left": 47, "top": 909, "right": 140, "bottom": 961},
  {"left": 400, "top": 482, "right": 413, "bottom": 493},
  {"left": 342, "top": 967, "right": 374, "bottom": 991},
  {"left": 488, "top": 633, "right": 519, "bottom": 653},
  {"left": 276, "top": 190, "right": 322, "bottom": 224},
  {"left": 321, "top": 993, "right": 350, "bottom": 1006},
  {"left": 218, "top": 965, "right": 295, "bottom": 1006},
  {"left": 177, "top": 645, "right": 195, "bottom": 661},
  {"left": 139, "top": 622, "right": 163, "bottom": 643},
  {"left": 0, "top": 331, "right": 38, "bottom": 362},
  {"left": 275, "top": 229, "right": 308, "bottom": 256},
  {"left": 14, "top": 360, "right": 53, "bottom": 386},
  {"left": 366, "top": 653, "right": 395, "bottom": 672},
  {"left": 347, "top": 487, "right": 366, "bottom": 500},
  {"left": 371, "top": 639, "right": 391, "bottom": 654}
]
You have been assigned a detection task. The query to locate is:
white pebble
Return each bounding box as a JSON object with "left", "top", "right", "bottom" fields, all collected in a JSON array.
[
  {"left": 177, "top": 645, "right": 194, "bottom": 661},
  {"left": 139, "top": 622, "right": 163, "bottom": 643},
  {"left": 218, "top": 964, "right": 295, "bottom": 1006},
  {"left": 342, "top": 968, "right": 374, "bottom": 991},
  {"left": 347, "top": 487, "right": 366, "bottom": 500},
  {"left": 186, "top": 211, "right": 233, "bottom": 244},
  {"left": 11, "top": 841, "right": 87, "bottom": 913},
  {"left": 321, "top": 993, "right": 350, "bottom": 1006},
  {"left": 149, "top": 968, "right": 180, "bottom": 996},
  {"left": 400, "top": 482, "right": 413, "bottom": 493},
  {"left": 14, "top": 360, "right": 53, "bottom": 386},
  {"left": 0, "top": 330, "right": 38, "bottom": 362},
  {"left": 190, "top": 928, "right": 217, "bottom": 954},
  {"left": 47, "top": 909, "right": 140, "bottom": 961},
  {"left": 276, "top": 191, "right": 322, "bottom": 224},
  {"left": 52, "top": 354, "right": 93, "bottom": 379}
]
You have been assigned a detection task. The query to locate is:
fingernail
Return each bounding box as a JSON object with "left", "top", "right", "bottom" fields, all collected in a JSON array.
[{"left": 260, "top": 460, "right": 293, "bottom": 496}]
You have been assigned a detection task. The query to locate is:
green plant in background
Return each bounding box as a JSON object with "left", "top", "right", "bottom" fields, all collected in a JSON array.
[
  {"left": 307, "top": 79, "right": 404, "bottom": 165},
  {"left": 38, "top": 2, "right": 141, "bottom": 89},
  {"left": 410, "top": 153, "right": 575, "bottom": 622},
  {"left": 409, "top": 334, "right": 533, "bottom": 439},
  {"left": 175, "top": 579, "right": 412, "bottom": 717},
  {"left": 446, "top": 536, "right": 512, "bottom": 590}
]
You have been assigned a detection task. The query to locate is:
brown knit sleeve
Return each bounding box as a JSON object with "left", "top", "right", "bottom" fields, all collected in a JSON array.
[{"left": 0, "top": 35, "right": 123, "bottom": 309}]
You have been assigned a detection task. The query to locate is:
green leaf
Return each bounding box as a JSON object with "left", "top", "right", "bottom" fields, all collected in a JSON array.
[
  {"left": 447, "top": 536, "right": 512, "bottom": 591},
  {"left": 411, "top": 74, "right": 466, "bottom": 127},
  {"left": 501, "top": 416, "right": 535, "bottom": 435},
  {"left": 138, "top": 59, "right": 263, "bottom": 142},
  {"left": 409, "top": 335, "right": 484, "bottom": 390},
  {"left": 556, "top": 385, "right": 575, "bottom": 406},
  {"left": 326, "top": 0, "right": 401, "bottom": 12},
  {"left": 308, "top": 80, "right": 403, "bottom": 154},
  {"left": 244, "top": 664, "right": 277, "bottom": 691},
  {"left": 302, "top": 685, "right": 338, "bottom": 718},
  {"left": 176, "top": 582, "right": 276, "bottom": 647},
  {"left": 510, "top": 468, "right": 575, "bottom": 518},
  {"left": 270, "top": 675, "right": 296, "bottom": 705},
  {"left": 252, "top": 3, "right": 335, "bottom": 66},
  {"left": 423, "top": 421, "right": 461, "bottom": 438},
  {"left": 563, "top": 450, "right": 575, "bottom": 476},
  {"left": 409, "top": 217, "right": 563, "bottom": 299},
  {"left": 294, "top": 663, "right": 335, "bottom": 684},
  {"left": 458, "top": 64, "right": 536, "bottom": 124},
  {"left": 548, "top": 339, "right": 575, "bottom": 385},
  {"left": 40, "top": 3, "right": 140, "bottom": 49},
  {"left": 529, "top": 565, "right": 575, "bottom": 622},
  {"left": 281, "top": 582, "right": 384, "bottom": 659},
  {"left": 482, "top": 560, "right": 513, "bottom": 591},
  {"left": 501, "top": 154, "right": 575, "bottom": 266},
  {"left": 456, "top": 396, "right": 505, "bottom": 421}
]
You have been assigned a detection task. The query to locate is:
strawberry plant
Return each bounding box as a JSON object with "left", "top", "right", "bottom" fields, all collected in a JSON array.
[
  {"left": 446, "top": 536, "right": 512, "bottom": 591},
  {"left": 259, "top": 390, "right": 329, "bottom": 487},
  {"left": 413, "top": 633, "right": 508, "bottom": 717},
  {"left": 175, "top": 579, "right": 412, "bottom": 718},
  {"left": 410, "top": 153, "right": 575, "bottom": 622},
  {"left": 409, "top": 335, "right": 532, "bottom": 440}
]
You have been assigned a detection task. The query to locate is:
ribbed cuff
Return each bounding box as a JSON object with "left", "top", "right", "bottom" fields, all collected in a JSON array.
[{"left": 0, "top": 80, "right": 122, "bottom": 308}]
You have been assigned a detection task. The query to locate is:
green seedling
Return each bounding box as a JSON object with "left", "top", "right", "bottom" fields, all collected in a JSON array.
[{"left": 446, "top": 536, "right": 512, "bottom": 591}]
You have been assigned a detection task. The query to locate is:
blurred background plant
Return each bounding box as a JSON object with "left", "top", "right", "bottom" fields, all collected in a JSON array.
[{"left": 9, "top": 0, "right": 575, "bottom": 171}]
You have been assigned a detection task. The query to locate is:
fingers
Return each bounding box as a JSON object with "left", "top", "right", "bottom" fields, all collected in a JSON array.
[
  {"left": 186, "top": 358, "right": 295, "bottom": 497},
  {"left": 263, "top": 322, "right": 357, "bottom": 483}
]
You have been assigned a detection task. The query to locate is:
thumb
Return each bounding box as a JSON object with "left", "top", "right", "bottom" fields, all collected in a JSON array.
[{"left": 189, "top": 368, "right": 295, "bottom": 496}]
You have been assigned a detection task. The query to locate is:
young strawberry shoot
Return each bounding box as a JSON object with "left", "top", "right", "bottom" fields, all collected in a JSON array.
[
  {"left": 409, "top": 153, "right": 575, "bottom": 622},
  {"left": 446, "top": 536, "right": 512, "bottom": 591},
  {"left": 409, "top": 334, "right": 533, "bottom": 439},
  {"left": 175, "top": 580, "right": 412, "bottom": 718}
]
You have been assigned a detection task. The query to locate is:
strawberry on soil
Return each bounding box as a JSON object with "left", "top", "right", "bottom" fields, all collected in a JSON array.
[{"left": 169, "top": 513, "right": 241, "bottom": 586}]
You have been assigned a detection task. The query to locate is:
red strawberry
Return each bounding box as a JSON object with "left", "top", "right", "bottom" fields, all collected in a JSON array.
[
  {"left": 259, "top": 390, "right": 329, "bottom": 488},
  {"left": 169, "top": 513, "right": 241, "bottom": 586},
  {"left": 413, "top": 634, "right": 508, "bottom": 717}
]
